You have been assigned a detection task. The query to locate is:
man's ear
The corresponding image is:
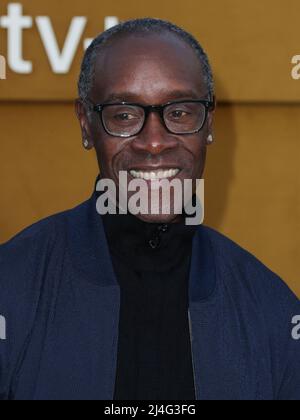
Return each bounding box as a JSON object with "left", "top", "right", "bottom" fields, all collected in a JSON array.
[
  {"left": 75, "top": 99, "right": 94, "bottom": 150},
  {"left": 205, "top": 96, "right": 216, "bottom": 146},
  {"left": 207, "top": 95, "right": 216, "bottom": 130}
]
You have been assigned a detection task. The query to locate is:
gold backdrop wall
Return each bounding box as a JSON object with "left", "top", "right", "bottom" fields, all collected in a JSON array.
[{"left": 0, "top": 0, "right": 299, "bottom": 297}]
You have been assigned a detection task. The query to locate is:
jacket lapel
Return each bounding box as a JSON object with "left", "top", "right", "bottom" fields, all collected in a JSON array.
[
  {"left": 60, "top": 195, "right": 121, "bottom": 400},
  {"left": 188, "top": 228, "right": 254, "bottom": 400}
]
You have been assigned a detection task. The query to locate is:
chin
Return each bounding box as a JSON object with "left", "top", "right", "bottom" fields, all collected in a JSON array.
[{"left": 134, "top": 212, "right": 182, "bottom": 224}]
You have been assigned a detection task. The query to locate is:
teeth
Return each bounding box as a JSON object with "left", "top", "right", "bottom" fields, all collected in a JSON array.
[{"left": 130, "top": 168, "right": 180, "bottom": 181}]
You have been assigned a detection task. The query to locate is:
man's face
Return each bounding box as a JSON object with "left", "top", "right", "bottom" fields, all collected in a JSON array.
[{"left": 76, "top": 33, "right": 214, "bottom": 223}]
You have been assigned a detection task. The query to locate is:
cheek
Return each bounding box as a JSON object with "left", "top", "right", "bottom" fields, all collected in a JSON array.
[
  {"left": 185, "top": 136, "right": 207, "bottom": 177},
  {"left": 94, "top": 135, "right": 128, "bottom": 179},
  {"left": 90, "top": 119, "right": 116, "bottom": 173},
  {"left": 93, "top": 137, "right": 114, "bottom": 177}
]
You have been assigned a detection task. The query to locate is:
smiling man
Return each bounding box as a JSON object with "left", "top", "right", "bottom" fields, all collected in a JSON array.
[{"left": 0, "top": 18, "right": 300, "bottom": 401}]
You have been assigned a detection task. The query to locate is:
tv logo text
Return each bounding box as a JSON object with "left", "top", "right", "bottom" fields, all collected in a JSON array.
[{"left": 0, "top": 3, "right": 119, "bottom": 74}]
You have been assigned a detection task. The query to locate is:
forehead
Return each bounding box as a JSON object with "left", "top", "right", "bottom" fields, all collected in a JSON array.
[{"left": 92, "top": 33, "right": 206, "bottom": 103}]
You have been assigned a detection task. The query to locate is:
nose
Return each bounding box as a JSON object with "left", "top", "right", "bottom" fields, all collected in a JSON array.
[{"left": 130, "top": 111, "right": 179, "bottom": 155}]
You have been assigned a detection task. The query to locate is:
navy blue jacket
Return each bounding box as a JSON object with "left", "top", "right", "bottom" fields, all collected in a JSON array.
[{"left": 0, "top": 193, "right": 299, "bottom": 400}]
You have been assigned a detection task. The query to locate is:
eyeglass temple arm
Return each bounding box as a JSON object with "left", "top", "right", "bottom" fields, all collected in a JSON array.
[{"left": 209, "top": 95, "right": 216, "bottom": 111}]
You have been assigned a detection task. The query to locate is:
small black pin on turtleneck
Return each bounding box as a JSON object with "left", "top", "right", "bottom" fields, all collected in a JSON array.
[{"left": 148, "top": 224, "right": 169, "bottom": 249}]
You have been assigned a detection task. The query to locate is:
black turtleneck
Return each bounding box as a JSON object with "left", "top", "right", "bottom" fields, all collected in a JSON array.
[{"left": 102, "top": 206, "right": 197, "bottom": 401}]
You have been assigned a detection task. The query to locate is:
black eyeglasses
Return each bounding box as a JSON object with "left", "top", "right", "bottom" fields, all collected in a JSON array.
[{"left": 87, "top": 98, "right": 215, "bottom": 138}]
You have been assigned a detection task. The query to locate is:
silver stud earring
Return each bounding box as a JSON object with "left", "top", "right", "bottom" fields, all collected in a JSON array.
[
  {"left": 83, "top": 139, "right": 89, "bottom": 149},
  {"left": 207, "top": 134, "right": 214, "bottom": 144}
]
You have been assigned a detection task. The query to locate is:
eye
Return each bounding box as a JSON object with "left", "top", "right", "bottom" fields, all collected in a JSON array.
[
  {"left": 174, "top": 110, "right": 186, "bottom": 118},
  {"left": 114, "top": 112, "right": 136, "bottom": 121},
  {"left": 168, "top": 109, "right": 189, "bottom": 120}
]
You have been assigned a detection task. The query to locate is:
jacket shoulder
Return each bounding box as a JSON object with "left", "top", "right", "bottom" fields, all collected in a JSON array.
[
  {"left": 200, "top": 225, "right": 266, "bottom": 267},
  {"left": 0, "top": 199, "right": 91, "bottom": 295},
  {"left": 201, "top": 225, "right": 298, "bottom": 299},
  {"left": 0, "top": 199, "right": 89, "bottom": 255}
]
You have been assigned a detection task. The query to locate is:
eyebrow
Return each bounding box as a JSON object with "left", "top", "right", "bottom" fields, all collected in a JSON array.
[{"left": 102, "top": 89, "right": 204, "bottom": 104}]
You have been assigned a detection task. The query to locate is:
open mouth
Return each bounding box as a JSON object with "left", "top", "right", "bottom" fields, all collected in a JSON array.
[{"left": 129, "top": 168, "right": 181, "bottom": 181}]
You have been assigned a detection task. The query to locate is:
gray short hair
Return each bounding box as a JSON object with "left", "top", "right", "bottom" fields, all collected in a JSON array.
[{"left": 78, "top": 18, "right": 214, "bottom": 102}]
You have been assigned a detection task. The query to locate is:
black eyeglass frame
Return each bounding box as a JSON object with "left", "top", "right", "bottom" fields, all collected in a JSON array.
[{"left": 87, "top": 98, "right": 215, "bottom": 138}]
